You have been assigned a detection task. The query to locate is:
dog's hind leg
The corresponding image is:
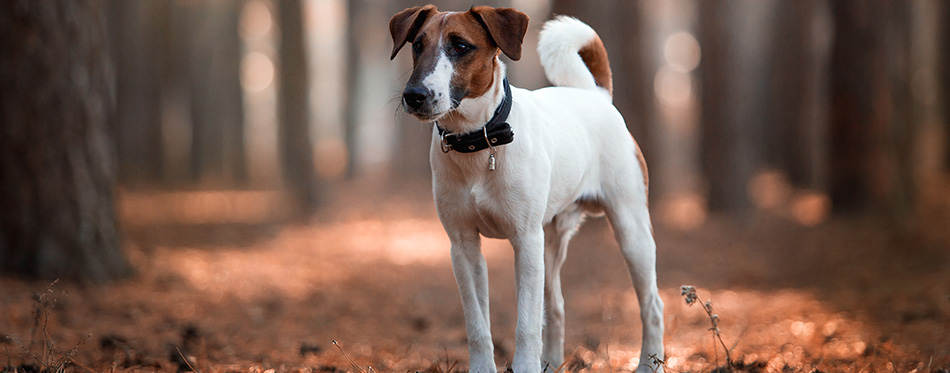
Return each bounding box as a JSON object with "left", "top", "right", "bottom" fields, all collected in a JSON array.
[
  {"left": 542, "top": 206, "right": 585, "bottom": 367},
  {"left": 604, "top": 199, "right": 664, "bottom": 373}
]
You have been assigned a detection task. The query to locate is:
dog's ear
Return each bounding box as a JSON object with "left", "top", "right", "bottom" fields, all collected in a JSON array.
[
  {"left": 469, "top": 6, "right": 529, "bottom": 61},
  {"left": 390, "top": 5, "right": 437, "bottom": 60}
]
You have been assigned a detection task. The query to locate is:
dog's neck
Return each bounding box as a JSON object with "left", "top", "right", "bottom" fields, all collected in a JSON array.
[{"left": 435, "top": 60, "right": 507, "bottom": 134}]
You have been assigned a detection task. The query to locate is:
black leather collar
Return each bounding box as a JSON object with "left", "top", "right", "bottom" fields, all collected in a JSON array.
[{"left": 436, "top": 78, "right": 514, "bottom": 154}]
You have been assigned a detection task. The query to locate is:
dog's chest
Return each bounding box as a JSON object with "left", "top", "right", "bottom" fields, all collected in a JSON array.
[{"left": 463, "top": 182, "right": 517, "bottom": 239}]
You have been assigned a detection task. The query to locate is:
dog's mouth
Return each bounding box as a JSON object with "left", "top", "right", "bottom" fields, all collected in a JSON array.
[
  {"left": 403, "top": 101, "right": 460, "bottom": 122},
  {"left": 404, "top": 108, "right": 446, "bottom": 122}
]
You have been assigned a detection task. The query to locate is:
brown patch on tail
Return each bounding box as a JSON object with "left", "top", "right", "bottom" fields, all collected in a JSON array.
[{"left": 578, "top": 35, "right": 613, "bottom": 96}]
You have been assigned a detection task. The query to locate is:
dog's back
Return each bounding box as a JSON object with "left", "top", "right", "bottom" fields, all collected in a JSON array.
[{"left": 537, "top": 16, "right": 613, "bottom": 98}]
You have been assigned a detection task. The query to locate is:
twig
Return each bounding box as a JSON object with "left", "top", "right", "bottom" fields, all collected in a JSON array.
[
  {"left": 9, "top": 333, "right": 49, "bottom": 371},
  {"left": 68, "top": 356, "right": 97, "bottom": 373},
  {"left": 646, "top": 353, "right": 666, "bottom": 373},
  {"left": 681, "top": 286, "right": 732, "bottom": 369},
  {"left": 56, "top": 334, "right": 90, "bottom": 371},
  {"left": 555, "top": 346, "right": 581, "bottom": 373},
  {"left": 444, "top": 346, "right": 450, "bottom": 373},
  {"left": 176, "top": 346, "right": 198, "bottom": 373},
  {"left": 332, "top": 340, "right": 367, "bottom": 373},
  {"left": 386, "top": 343, "right": 414, "bottom": 372}
]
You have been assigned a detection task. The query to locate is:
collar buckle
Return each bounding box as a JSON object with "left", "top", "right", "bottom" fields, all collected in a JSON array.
[{"left": 440, "top": 127, "right": 452, "bottom": 153}]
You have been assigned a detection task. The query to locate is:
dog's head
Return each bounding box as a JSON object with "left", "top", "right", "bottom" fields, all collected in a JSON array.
[{"left": 389, "top": 5, "right": 528, "bottom": 121}]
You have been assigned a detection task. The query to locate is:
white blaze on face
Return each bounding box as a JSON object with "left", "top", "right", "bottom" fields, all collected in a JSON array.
[{"left": 421, "top": 47, "right": 454, "bottom": 115}]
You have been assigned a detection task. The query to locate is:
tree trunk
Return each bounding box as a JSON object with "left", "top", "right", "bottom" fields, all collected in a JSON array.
[
  {"left": 187, "top": 0, "right": 248, "bottom": 186},
  {"left": 110, "top": 0, "right": 166, "bottom": 187},
  {"left": 829, "top": 1, "right": 914, "bottom": 213},
  {"left": 698, "top": 0, "right": 774, "bottom": 211},
  {"left": 0, "top": 0, "right": 130, "bottom": 282},
  {"left": 277, "top": 0, "right": 320, "bottom": 214},
  {"left": 215, "top": 0, "right": 248, "bottom": 186},
  {"left": 343, "top": 0, "right": 366, "bottom": 180},
  {"left": 219, "top": 0, "right": 249, "bottom": 186},
  {"left": 765, "top": 0, "right": 830, "bottom": 191},
  {"left": 613, "top": 1, "right": 651, "bottom": 155},
  {"left": 943, "top": 1, "right": 950, "bottom": 171}
]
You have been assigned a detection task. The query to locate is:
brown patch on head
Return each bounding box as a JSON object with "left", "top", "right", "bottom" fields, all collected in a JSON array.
[
  {"left": 389, "top": 5, "right": 438, "bottom": 60},
  {"left": 438, "top": 11, "right": 501, "bottom": 99},
  {"left": 578, "top": 35, "right": 613, "bottom": 96},
  {"left": 469, "top": 7, "right": 529, "bottom": 61}
]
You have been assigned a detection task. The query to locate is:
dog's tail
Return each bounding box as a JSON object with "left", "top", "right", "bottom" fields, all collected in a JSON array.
[{"left": 537, "top": 16, "right": 613, "bottom": 98}]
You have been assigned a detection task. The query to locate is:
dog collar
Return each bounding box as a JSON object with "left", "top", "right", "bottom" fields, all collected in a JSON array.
[{"left": 436, "top": 78, "right": 514, "bottom": 155}]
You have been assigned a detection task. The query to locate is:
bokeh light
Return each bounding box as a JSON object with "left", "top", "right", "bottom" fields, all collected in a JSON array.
[
  {"left": 658, "top": 193, "right": 707, "bottom": 230},
  {"left": 240, "top": 0, "right": 273, "bottom": 42},
  {"left": 654, "top": 65, "right": 693, "bottom": 108},
  {"left": 663, "top": 31, "right": 701, "bottom": 73},
  {"left": 314, "top": 136, "right": 348, "bottom": 180},
  {"left": 748, "top": 170, "right": 792, "bottom": 210},
  {"left": 791, "top": 191, "right": 831, "bottom": 226},
  {"left": 241, "top": 51, "right": 275, "bottom": 93}
]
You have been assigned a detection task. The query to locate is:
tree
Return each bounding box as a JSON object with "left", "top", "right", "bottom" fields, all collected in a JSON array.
[
  {"left": 943, "top": 1, "right": 950, "bottom": 171},
  {"left": 612, "top": 1, "right": 652, "bottom": 167},
  {"left": 110, "top": 0, "right": 167, "bottom": 186},
  {"left": 829, "top": 1, "right": 915, "bottom": 213},
  {"left": 277, "top": 0, "right": 320, "bottom": 214},
  {"left": 187, "top": 0, "right": 248, "bottom": 186},
  {"left": 764, "top": 0, "right": 830, "bottom": 191},
  {"left": 698, "top": 0, "right": 775, "bottom": 211},
  {"left": 0, "top": 0, "right": 130, "bottom": 281},
  {"left": 343, "top": 0, "right": 368, "bottom": 179}
]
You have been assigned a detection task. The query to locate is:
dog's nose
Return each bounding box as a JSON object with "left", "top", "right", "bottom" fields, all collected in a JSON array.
[{"left": 402, "top": 86, "right": 430, "bottom": 110}]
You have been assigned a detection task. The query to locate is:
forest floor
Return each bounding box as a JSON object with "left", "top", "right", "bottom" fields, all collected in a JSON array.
[{"left": 2, "top": 179, "right": 950, "bottom": 372}]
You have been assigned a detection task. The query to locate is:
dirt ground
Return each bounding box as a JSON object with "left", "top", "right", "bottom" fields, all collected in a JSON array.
[{"left": 2, "top": 180, "right": 950, "bottom": 372}]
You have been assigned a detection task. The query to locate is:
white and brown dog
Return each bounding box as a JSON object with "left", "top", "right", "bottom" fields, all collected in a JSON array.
[{"left": 389, "top": 5, "right": 664, "bottom": 373}]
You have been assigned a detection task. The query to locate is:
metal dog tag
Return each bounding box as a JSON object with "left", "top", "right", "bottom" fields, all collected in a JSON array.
[{"left": 483, "top": 126, "right": 497, "bottom": 171}]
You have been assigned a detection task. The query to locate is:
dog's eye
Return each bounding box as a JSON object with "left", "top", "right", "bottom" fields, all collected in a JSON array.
[
  {"left": 452, "top": 42, "right": 470, "bottom": 55},
  {"left": 412, "top": 40, "right": 424, "bottom": 55}
]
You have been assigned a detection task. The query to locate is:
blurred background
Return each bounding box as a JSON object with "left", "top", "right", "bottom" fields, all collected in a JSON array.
[
  {"left": 1, "top": 0, "right": 949, "bottom": 371},
  {"left": 6, "top": 0, "right": 947, "bottom": 277}
]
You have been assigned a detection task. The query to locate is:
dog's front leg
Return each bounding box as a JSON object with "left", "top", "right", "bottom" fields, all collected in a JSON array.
[
  {"left": 450, "top": 229, "right": 495, "bottom": 373},
  {"left": 511, "top": 229, "right": 545, "bottom": 373}
]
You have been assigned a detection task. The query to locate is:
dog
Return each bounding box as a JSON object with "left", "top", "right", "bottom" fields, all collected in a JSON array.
[{"left": 389, "top": 5, "right": 664, "bottom": 373}]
